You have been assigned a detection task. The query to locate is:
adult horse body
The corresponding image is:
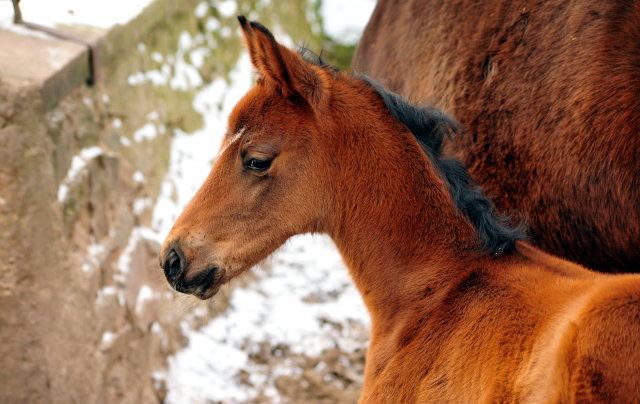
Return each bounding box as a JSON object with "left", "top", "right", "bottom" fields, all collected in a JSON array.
[
  {"left": 353, "top": 0, "right": 640, "bottom": 273},
  {"left": 160, "top": 18, "right": 640, "bottom": 403}
]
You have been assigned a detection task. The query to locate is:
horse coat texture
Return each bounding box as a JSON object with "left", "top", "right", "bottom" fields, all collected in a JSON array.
[
  {"left": 353, "top": 0, "right": 640, "bottom": 273},
  {"left": 160, "top": 18, "right": 640, "bottom": 404}
]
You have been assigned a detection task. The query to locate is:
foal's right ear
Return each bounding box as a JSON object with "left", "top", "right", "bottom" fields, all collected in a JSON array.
[{"left": 237, "top": 16, "right": 330, "bottom": 116}]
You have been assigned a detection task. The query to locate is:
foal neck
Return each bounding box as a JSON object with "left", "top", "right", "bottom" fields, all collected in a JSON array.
[{"left": 324, "top": 80, "right": 478, "bottom": 324}]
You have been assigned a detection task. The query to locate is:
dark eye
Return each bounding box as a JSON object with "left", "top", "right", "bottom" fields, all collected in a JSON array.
[{"left": 244, "top": 158, "right": 273, "bottom": 171}]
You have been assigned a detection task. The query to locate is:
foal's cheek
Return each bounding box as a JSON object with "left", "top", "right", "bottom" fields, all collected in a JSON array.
[{"left": 246, "top": 174, "right": 274, "bottom": 202}]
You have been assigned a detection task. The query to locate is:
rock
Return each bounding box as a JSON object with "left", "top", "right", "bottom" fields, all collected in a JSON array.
[{"left": 0, "top": 0, "right": 209, "bottom": 402}]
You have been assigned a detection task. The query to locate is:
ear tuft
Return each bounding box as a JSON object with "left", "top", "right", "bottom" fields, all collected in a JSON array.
[
  {"left": 248, "top": 21, "right": 275, "bottom": 37},
  {"left": 237, "top": 16, "right": 330, "bottom": 116}
]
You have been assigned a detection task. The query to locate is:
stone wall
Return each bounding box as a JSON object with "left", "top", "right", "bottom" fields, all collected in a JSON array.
[
  {"left": 0, "top": 1, "right": 332, "bottom": 402},
  {"left": 0, "top": 2, "right": 209, "bottom": 402}
]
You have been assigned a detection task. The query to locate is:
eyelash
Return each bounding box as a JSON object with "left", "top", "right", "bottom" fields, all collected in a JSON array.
[{"left": 244, "top": 157, "right": 273, "bottom": 171}]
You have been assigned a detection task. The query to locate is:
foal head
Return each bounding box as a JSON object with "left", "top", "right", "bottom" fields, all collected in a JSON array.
[
  {"left": 159, "top": 17, "right": 524, "bottom": 300},
  {"left": 159, "top": 17, "right": 338, "bottom": 299}
]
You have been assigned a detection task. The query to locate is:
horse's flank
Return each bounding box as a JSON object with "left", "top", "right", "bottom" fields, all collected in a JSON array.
[
  {"left": 160, "top": 18, "right": 640, "bottom": 403},
  {"left": 363, "top": 244, "right": 640, "bottom": 403},
  {"left": 353, "top": 0, "right": 640, "bottom": 273}
]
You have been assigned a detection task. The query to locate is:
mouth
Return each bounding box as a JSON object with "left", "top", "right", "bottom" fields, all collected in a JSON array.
[
  {"left": 194, "top": 266, "right": 222, "bottom": 300},
  {"left": 174, "top": 265, "right": 222, "bottom": 300}
]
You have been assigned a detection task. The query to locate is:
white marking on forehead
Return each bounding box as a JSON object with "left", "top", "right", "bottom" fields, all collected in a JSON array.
[{"left": 217, "top": 126, "right": 246, "bottom": 157}]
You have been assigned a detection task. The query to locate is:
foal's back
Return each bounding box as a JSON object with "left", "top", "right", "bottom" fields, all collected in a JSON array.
[
  {"left": 506, "top": 245, "right": 640, "bottom": 403},
  {"left": 363, "top": 244, "right": 640, "bottom": 403},
  {"left": 353, "top": 0, "right": 640, "bottom": 274}
]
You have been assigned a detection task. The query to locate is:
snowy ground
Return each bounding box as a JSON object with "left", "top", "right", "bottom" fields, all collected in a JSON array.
[
  {"left": 4, "top": 0, "right": 377, "bottom": 402},
  {"left": 164, "top": 234, "right": 370, "bottom": 403}
]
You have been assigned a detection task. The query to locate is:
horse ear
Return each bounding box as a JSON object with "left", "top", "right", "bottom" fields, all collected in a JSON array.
[{"left": 238, "top": 16, "right": 330, "bottom": 115}]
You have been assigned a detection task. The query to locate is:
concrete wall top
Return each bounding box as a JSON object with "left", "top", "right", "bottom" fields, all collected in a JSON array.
[{"left": 0, "top": 0, "right": 197, "bottom": 110}]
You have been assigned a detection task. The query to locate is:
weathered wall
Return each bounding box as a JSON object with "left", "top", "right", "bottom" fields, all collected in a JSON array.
[
  {"left": 0, "top": 2, "right": 206, "bottom": 402},
  {"left": 0, "top": 1, "right": 341, "bottom": 402}
]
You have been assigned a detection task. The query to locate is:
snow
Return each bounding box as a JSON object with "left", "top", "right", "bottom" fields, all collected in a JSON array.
[
  {"left": 57, "top": 185, "right": 70, "bottom": 203},
  {"left": 217, "top": 0, "right": 239, "bottom": 18},
  {"left": 83, "top": 240, "right": 105, "bottom": 274},
  {"left": 117, "top": 226, "right": 161, "bottom": 276},
  {"left": 170, "top": 57, "right": 203, "bottom": 90},
  {"left": 133, "top": 171, "right": 145, "bottom": 184},
  {"left": 169, "top": 336, "right": 254, "bottom": 402},
  {"left": 136, "top": 285, "right": 158, "bottom": 315},
  {"left": 151, "top": 322, "right": 169, "bottom": 348},
  {"left": 79, "top": 146, "right": 104, "bottom": 160},
  {"left": 126, "top": 30, "right": 205, "bottom": 91},
  {"left": 206, "top": 16, "right": 221, "bottom": 32},
  {"left": 0, "top": 0, "right": 155, "bottom": 30},
  {"left": 101, "top": 331, "right": 116, "bottom": 345},
  {"left": 151, "top": 52, "right": 164, "bottom": 64},
  {"left": 178, "top": 31, "right": 192, "bottom": 51},
  {"left": 57, "top": 146, "right": 105, "bottom": 203},
  {"left": 146, "top": 111, "right": 159, "bottom": 121},
  {"left": 133, "top": 198, "right": 152, "bottom": 215},
  {"left": 133, "top": 123, "right": 158, "bottom": 142},
  {"left": 165, "top": 238, "right": 370, "bottom": 403},
  {"left": 321, "top": 0, "right": 376, "bottom": 45},
  {"left": 189, "top": 47, "right": 210, "bottom": 69},
  {"left": 208, "top": 235, "right": 367, "bottom": 357},
  {"left": 194, "top": 2, "right": 209, "bottom": 19},
  {"left": 97, "top": 286, "right": 117, "bottom": 300},
  {"left": 128, "top": 64, "right": 172, "bottom": 87}
]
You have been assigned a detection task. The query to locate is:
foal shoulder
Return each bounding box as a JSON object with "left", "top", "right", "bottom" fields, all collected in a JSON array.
[
  {"left": 567, "top": 276, "right": 640, "bottom": 402},
  {"left": 518, "top": 274, "right": 640, "bottom": 403}
]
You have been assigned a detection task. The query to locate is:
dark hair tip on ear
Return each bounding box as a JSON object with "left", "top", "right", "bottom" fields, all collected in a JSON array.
[
  {"left": 249, "top": 20, "right": 276, "bottom": 39},
  {"left": 237, "top": 15, "right": 247, "bottom": 27}
]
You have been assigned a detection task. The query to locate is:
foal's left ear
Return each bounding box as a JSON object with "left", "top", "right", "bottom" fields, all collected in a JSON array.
[{"left": 238, "top": 16, "right": 330, "bottom": 115}]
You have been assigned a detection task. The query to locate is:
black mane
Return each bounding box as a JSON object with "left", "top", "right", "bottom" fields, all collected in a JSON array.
[
  {"left": 366, "top": 81, "right": 527, "bottom": 256},
  {"left": 298, "top": 46, "right": 340, "bottom": 74},
  {"left": 298, "top": 48, "right": 527, "bottom": 256}
]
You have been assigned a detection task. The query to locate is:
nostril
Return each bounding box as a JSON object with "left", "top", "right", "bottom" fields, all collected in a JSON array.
[
  {"left": 169, "top": 252, "right": 180, "bottom": 273},
  {"left": 163, "top": 248, "right": 182, "bottom": 280}
]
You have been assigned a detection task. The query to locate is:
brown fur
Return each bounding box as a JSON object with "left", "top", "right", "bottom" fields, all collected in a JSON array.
[
  {"left": 160, "top": 18, "right": 640, "bottom": 403},
  {"left": 353, "top": 0, "right": 640, "bottom": 273}
]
